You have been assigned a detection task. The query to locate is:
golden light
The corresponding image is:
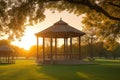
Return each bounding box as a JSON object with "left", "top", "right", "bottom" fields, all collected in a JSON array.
[
  {"left": 11, "top": 26, "right": 43, "bottom": 50},
  {"left": 11, "top": 9, "right": 84, "bottom": 50}
]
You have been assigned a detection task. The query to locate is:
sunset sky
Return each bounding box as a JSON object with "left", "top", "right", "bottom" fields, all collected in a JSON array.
[{"left": 11, "top": 9, "right": 84, "bottom": 50}]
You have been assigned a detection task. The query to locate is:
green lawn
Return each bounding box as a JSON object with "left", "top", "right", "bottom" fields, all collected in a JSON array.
[{"left": 0, "top": 59, "right": 120, "bottom": 80}]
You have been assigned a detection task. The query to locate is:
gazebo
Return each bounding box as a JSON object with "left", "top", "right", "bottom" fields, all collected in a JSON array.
[
  {"left": 35, "top": 18, "right": 85, "bottom": 64},
  {"left": 0, "top": 45, "right": 15, "bottom": 64}
]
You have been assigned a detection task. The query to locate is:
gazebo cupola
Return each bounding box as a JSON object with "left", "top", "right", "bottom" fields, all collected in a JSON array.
[{"left": 35, "top": 18, "right": 85, "bottom": 64}]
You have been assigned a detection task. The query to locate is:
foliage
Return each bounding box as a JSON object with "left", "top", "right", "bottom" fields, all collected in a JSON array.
[
  {"left": 0, "top": 0, "right": 120, "bottom": 41},
  {"left": 0, "top": 39, "right": 10, "bottom": 46},
  {"left": 82, "top": 9, "right": 120, "bottom": 50},
  {"left": 11, "top": 45, "right": 28, "bottom": 57},
  {"left": 0, "top": 0, "right": 46, "bottom": 40}
]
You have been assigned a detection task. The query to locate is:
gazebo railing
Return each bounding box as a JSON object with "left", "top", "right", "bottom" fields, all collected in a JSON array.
[{"left": 39, "top": 53, "right": 81, "bottom": 60}]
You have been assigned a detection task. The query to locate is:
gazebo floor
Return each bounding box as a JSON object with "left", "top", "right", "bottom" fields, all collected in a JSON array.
[
  {"left": 36, "top": 59, "right": 89, "bottom": 65},
  {"left": 0, "top": 60, "right": 15, "bottom": 64}
]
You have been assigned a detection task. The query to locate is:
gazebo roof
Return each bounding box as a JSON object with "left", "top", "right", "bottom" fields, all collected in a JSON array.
[
  {"left": 0, "top": 45, "right": 13, "bottom": 52},
  {"left": 36, "top": 19, "right": 85, "bottom": 38}
]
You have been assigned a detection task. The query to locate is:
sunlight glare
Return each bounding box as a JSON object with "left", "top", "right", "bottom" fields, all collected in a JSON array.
[
  {"left": 11, "top": 26, "right": 42, "bottom": 50},
  {"left": 11, "top": 9, "right": 84, "bottom": 50}
]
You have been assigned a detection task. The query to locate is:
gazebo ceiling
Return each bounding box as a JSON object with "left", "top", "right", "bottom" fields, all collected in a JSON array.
[{"left": 36, "top": 19, "right": 85, "bottom": 38}]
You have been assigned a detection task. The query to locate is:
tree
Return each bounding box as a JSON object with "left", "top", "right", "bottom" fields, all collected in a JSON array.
[
  {"left": 82, "top": 25, "right": 98, "bottom": 58},
  {"left": 0, "top": 39, "right": 10, "bottom": 46},
  {"left": 0, "top": 0, "right": 46, "bottom": 40},
  {"left": 0, "top": 0, "right": 119, "bottom": 41},
  {"left": 82, "top": 9, "right": 120, "bottom": 50}
]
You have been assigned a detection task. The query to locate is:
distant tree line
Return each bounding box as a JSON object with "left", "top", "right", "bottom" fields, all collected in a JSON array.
[
  {"left": 81, "top": 42, "right": 120, "bottom": 59},
  {"left": 27, "top": 41, "right": 120, "bottom": 60},
  {"left": 0, "top": 40, "right": 120, "bottom": 59}
]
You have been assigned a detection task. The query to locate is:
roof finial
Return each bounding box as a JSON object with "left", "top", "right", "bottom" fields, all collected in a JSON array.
[{"left": 60, "top": 18, "right": 62, "bottom": 20}]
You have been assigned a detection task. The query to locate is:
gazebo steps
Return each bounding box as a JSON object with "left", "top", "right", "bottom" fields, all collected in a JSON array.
[
  {"left": 53, "top": 60, "right": 88, "bottom": 64},
  {"left": 36, "top": 59, "right": 89, "bottom": 65},
  {"left": 0, "top": 60, "right": 15, "bottom": 64}
]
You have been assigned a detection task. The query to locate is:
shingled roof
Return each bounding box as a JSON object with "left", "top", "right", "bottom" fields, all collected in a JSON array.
[
  {"left": 36, "top": 19, "right": 85, "bottom": 38},
  {"left": 0, "top": 45, "right": 13, "bottom": 52}
]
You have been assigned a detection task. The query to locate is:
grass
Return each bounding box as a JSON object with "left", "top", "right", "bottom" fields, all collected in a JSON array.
[{"left": 0, "top": 59, "right": 120, "bottom": 80}]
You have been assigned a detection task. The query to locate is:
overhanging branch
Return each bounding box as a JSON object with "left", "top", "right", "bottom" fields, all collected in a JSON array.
[
  {"left": 108, "top": 2, "right": 120, "bottom": 8},
  {"left": 65, "top": 0, "right": 120, "bottom": 21}
]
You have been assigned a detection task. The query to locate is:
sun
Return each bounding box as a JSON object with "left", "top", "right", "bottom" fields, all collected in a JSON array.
[{"left": 11, "top": 26, "right": 42, "bottom": 50}]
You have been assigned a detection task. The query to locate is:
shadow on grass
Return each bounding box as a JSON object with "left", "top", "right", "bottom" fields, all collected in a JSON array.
[
  {"left": 0, "top": 59, "right": 120, "bottom": 80},
  {"left": 37, "top": 65, "right": 84, "bottom": 80},
  {"left": 0, "top": 63, "right": 14, "bottom": 66},
  {"left": 36, "top": 64, "right": 104, "bottom": 80},
  {"left": 36, "top": 60, "right": 120, "bottom": 80}
]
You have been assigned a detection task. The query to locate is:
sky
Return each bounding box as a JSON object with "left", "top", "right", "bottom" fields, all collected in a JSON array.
[{"left": 11, "top": 9, "right": 84, "bottom": 50}]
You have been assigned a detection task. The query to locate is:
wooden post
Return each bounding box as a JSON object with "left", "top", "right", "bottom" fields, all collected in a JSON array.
[
  {"left": 36, "top": 37, "right": 39, "bottom": 60},
  {"left": 43, "top": 37, "right": 45, "bottom": 63},
  {"left": 64, "top": 38, "right": 66, "bottom": 60},
  {"left": 50, "top": 37, "right": 53, "bottom": 64},
  {"left": 12, "top": 52, "right": 14, "bottom": 64},
  {"left": 70, "top": 37, "right": 72, "bottom": 59},
  {"left": 8, "top": 53, "right": 10, "bottom": 63},
  {"left": 66, "top": 38, "right": 68, "bottom": 59},
  {"left": 0, "top": 53, "right": 2, "bottom": 63},
  {"left": 55, "top": 38, "right": 57, "bottom": 60},
  {"left": 79, "top": 36, "right": 81, "bottom": 60}
]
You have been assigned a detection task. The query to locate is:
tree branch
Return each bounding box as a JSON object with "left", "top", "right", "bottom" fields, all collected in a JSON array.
[
  {"left": 108, "top": 2, "right": 120, "bottom": 8},
  {"left": 86, "top": 1, "right": 120, "bottom": 21},
  {"left": 65, "top": 0, "right": 120, "bottom": 21}
]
